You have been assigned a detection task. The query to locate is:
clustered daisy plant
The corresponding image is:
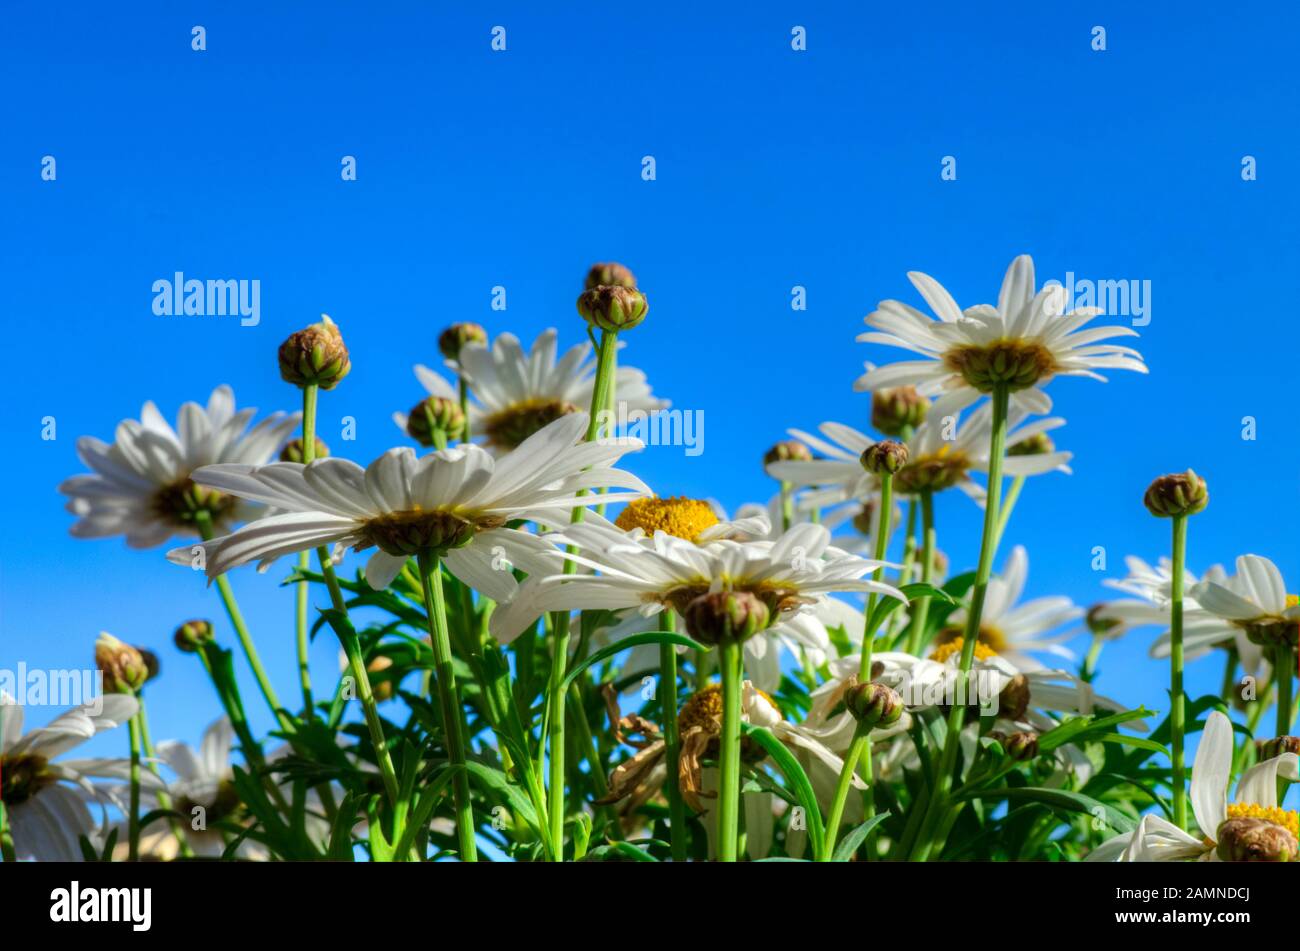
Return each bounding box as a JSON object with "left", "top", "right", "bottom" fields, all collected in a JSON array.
[{"left": 7, "top": 255, "right": 1294, "bottom": 864}]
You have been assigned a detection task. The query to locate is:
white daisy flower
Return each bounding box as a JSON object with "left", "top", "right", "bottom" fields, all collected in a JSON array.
[
  {"left": 855, "top": 254, "right": 1147, "bottom": 415},
  {"left": 934, "top": 545, "right": 1083, "bottom": 670},
  {"left": 165, "top": 413, "right": 650, "bottom": 597},
  {"left": 766, "top": 400, "right": 1071, "bottom": 516},
  {"left": 1087, "top": 710, "right": 1299, "bottom": 862},
  {"left": 394, "top": 328, "right": 667, "bottom": 452},
  {"left": 1096, "top": 556, "right": 1265, "bottom": 674},
  {"left": 1190, "top": 555, "right": 1300, "bottom": 655},
  {"left": 0, "top": 692, "right": 147, "bottom": 862},
  {"left": 59, "top": 385, "right": 301, "bottom": 548},
  {"left": 489, "top": 520, "right": 904, "bottom": 665}
]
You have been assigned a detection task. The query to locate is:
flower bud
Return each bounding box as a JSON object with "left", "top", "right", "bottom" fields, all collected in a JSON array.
[
  {"left": 406, "top": 396, "right": 466, "bottom": 447},
  {"left": 1256, "top": 736, "right": 1300, "bottom": 761},
  {"left": 584, "top": 262, "right": 637, "bottom": 290},
  {"left": 861, "top": 440, "right": 909, "bottom": 476},
  {"left": 997, "top": 674, "right": 1031, "bottom": 722},
  {"left": 851, "top": 500, "right": 900, "bottom": 537},
  {"left": 682, "top": 590, "right": 770, "bottom": 646},
  {"left": 845, "top": 682, "right": 904, "bottom": 727},
  {"left": 1216, "top": 817, "right": 1297, "bottom": 862},
  {"left": 279, "top": 437, "right": 330, "bottom": 463},
  {"left": 369, "top": 655, "right": 396, "bottom": 702},
  {"left": 96, "top": 633, "right": 149, "bottom": 694},
  {"left": 1085, "top": 603, "right": 1121, "bottom": 638},
  {"left": 577, "top": 285, "right": 648, "bottom": 334},
  {"left": 1008, "top": 432, "right": 1055, "bottom": 456},
  {"left": 173, "top": 619, "right": 215, "bottom": 653},
  {"left": 1143, "top": 469, "right": 1208, "bottom": 518},
  {"left": 871, "top": 387, "right": 928, "bottom": 437},
  {"left": 438, "top": 322, "right": 488, "bottom": 361},
  {"left": 278, "top": 315, "right": 351, "bottom": 390},
  {"left": 139, "top": 648, "right": 161, "bottom": 685},
  {"left": 764, "top": 440, "right": 812, "bottom": 467},
  {"left": 1002, "top": 730, "right": 1039, "bottom": 761}
]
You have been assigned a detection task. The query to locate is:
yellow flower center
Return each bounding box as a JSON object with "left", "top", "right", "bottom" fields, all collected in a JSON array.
[
  {"left": 482, "top": 399, "right": 580, "bottom": 450},
  {"left": 942, "top": 339, "right": 1060, "bottom": 393},
  {"left": 1225, "top": 803, "right": 1300, "bottom": 841},
  {"left": 929, "top": 629, "right": 1004, "bottom": 664},
  {"left": 615, "top": 496, "right": 719, "bottom": 542},
  {"left": 363, "top": 508, "right": 502, "bottom": 557},
  {"left": 894, "top": 450, "right": 972, "bottom": 494},
  {"left": 152, "top": 478, "right": 236, "bottom": 528},
  {"left": 0, "top": 753, "right": 53, "bottom": 806}
]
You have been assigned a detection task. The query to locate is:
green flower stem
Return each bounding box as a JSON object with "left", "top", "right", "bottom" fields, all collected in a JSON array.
[
  {"left": 1219, "top": 645, "right": 1240, "bottom": 706},
  {"left": 780, "top": 481, "right": 793, "bottom": 533},
  {"left": 1234, "top": 675, "right": 1275, "bottom": 774},
  {"left": 821, "top": 471, "right": 896, "bottom": 861},
  {"left": 1276, "top": 645, "right": 1294, "bottom": 740},
  {"left": 0, "top": 801, "right": 14, "bottom": 862},
  {"left": 1082, "top": 635, "right": 1104, "bottom": 683},
  {"left": 858, "top": 472, "right": 894, "bottom": 681},
  {"left": 416, "top": 551, "right": 478, "bottom": 862},
  {"left": 992, "top": 474, "right": 1025, "bottom": 552},
  {"left": 903, "top": 490, "right": 936, "bottom": 655},
  {"left": 660, "top": 612, "right": 687, "bottom": 861},
  {"left": 717, "top": 637, "right": 743, "bottom": 862},
  {"left": 138, "top": 697, "right": 194, "bottom": 859},
  {"left": 295, "top": 552, "right": 313, "bottom": 715},
  {"left": 127, "top": 707, "right": 142, "bottom": 861},
  {"left": 194, "top": 511, "right": 289, "bottom": 733},
  {"left": 915, "top": 385, "right": 1010, "bottom": 861},
  {"left": 296, "top": 383, "right": 323, "bottom": 717},
  {"left": 545, "top": 328, "right": 618, "bottom": 858},
  {"left": 889, "top": 500, "right": 920, "bottom": 639},
  {"left": 1169, "top": 513, "right": 1188, "bottom": 830},
  {"left": 823, "top": 721, "right": 870, "bottom": 860}
]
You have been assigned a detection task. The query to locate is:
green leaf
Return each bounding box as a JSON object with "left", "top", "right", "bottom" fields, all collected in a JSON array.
[
  {"left": 1037, "top": 707, "right": 1155, "bottom": 753},
  {"left": 866, "top": 582, "right": 953, "bottom": 635},
  {"left": 1094, "top": 732, "right": 1169, "bottom": 756},
  {"left": 959, "top": 785, "right": 1136, "bottom": 833},
  {"left": 560, "top": 631, "right": 706, "bottom": 693},
  {"left": 740, "top": 723, "right": 826, "bottom": 860},
  {"left": 832, "top": 811, "right": 890, "bottom": 861},
  {"left": 464, "top": 760, "right": 541, "bottom": 832}
]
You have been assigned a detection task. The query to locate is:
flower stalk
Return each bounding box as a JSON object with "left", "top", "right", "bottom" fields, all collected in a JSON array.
[
  {"left": 1169, "top": 513, "right": 1189, "bottom": 829},
  {"left": 915, "top": 384, "right": 1010, "bottom": 860},
  {"left": 546, "top": 327, "right": 618, "bottom": 856},
  {"left": 717, "top": 637, "right": 743, "bottom": 862},
  {"left": 194, "top": 510, "right": 288, "bottom": 733},
  {"left": 416, "top": 550, "right": 478, "bottom": 862}
]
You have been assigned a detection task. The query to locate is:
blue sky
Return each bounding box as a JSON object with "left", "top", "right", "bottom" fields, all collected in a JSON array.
[{"left": 2, "top": 2, "right": 1297, "bottom": 770}]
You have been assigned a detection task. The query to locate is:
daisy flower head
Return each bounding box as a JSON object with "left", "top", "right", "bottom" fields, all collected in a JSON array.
[
  {"left": 1089, "top": 711, "right": 1300, "bottom": 862},
  {"left": 766, "top": 400, "right": 1071, "bottom": 515},
  {"left": 394, "top": 328, "right": 667, "bottom": 453},
  {"left": 855, "top": 255, "right": 1147, "bottom": 415},
  {"left": 59, "top": 385, "right": 301, "bottom": 548},
  {"left": 1096, "top": 556, "right": 1265, "bottom": 672},
  {"left": 1190, "top": 555, "right": 1300, "bottom": 654},
  {"left": 490, "top": 516, "right": 903, "bottom": 648},
  {"left": 933, "top": 545, "right": 1083, "bottom": 670},
  {"left": 0, "top": 692, "right": 148, "bottom": 861},
  {"left": 166, "top": 412, "right": 650, "bottom": 596}
]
